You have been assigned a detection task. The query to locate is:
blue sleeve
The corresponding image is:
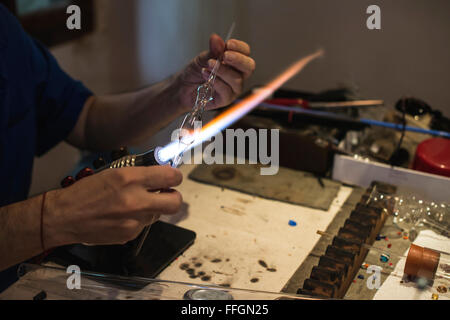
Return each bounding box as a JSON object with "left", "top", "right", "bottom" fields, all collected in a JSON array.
[{"left": 29, "top": 39, "right": 93, "bottom": 156}]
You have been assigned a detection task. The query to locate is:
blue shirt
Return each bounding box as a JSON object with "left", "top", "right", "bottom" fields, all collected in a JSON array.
[{"left": 0, "top": 5, "right": 93, "bottom": 292}]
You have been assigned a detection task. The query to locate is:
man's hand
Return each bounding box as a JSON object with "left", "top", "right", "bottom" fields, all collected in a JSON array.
[
  {"left": 46, "top": 166, "right": 183, "bottom": 246},
  {"left": 178, "top": 34, "right": 256, "bottom": 112},
  {"left": 0, "top": 166, "right": 183, "bottom": 271},
  {"left": 68, "top": 35, "right": 256, "bottom": 151}
]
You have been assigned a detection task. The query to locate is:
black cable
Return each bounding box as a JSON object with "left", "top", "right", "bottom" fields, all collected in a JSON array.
[{"left": 389, "top": 97, "right": 407, "bottom": 166}]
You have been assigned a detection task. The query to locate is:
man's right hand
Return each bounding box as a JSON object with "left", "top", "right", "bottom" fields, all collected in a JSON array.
[{"left": 45, "top": 166, "right": 183, "bottom": 248}]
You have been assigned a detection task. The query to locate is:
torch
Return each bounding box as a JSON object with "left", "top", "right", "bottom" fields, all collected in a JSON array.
[{"left": 61, "top": 49, "right": 324, "bottom": 260}]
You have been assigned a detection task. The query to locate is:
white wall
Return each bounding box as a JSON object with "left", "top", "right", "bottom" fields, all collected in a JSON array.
[
  {"left": 237, "top": 0, "right": 450, "bottom": 115},
  {"left": 136, "top": 0, "right": 238, "bottom": 85}
]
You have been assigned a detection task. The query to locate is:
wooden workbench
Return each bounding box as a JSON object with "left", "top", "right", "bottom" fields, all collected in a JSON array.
[
  {"left": 0, "top": 164, "right": 353, "bottom": 299},
  {"left": 157, "top": 164, "right": 353, "bottom": 292}
]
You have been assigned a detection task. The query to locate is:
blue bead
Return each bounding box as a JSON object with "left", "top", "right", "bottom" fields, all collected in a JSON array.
[
  {"left": 288, "top": 220, "right": 297, "bottom": 227},
  {"left": 358, "top": 275, "right": 365, "bottom": 280},
  {"left": 380, "top": 253, "right": 390, "bottom": 263}
]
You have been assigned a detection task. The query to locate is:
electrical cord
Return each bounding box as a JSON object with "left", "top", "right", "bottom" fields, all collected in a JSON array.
[{"left": 389, "top": 97, "right": 407, "bottom": 166}]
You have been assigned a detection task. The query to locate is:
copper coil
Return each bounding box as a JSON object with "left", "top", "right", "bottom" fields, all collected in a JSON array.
[{"left": 404, "top": 244, "right": 440, "bottom": 280}]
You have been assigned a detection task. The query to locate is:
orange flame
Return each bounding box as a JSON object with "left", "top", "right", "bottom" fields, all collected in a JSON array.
[
  {"left": 159, "top": 49, "right": 324, "bottom": 163},
  {"left": 203, "top": 49, "right": 324, "bottom": 132}
]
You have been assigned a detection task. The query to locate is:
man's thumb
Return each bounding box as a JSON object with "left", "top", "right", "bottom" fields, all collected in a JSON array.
[
  {"left": 193, "top": 34, "right": 225, "bottom": 69},
  {"left": 208, "top": 33, "right": 225, "bottom": 59}
]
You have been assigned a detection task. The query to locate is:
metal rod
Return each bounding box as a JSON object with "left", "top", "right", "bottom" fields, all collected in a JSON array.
[
  {"left": 133, "top": 226, "right": 151, "bottom": 258},
  {"left": 309, "top": 99, "right": 384, "bottom": 108}
]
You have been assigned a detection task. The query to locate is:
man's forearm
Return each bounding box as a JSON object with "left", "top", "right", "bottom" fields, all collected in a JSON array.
[
  {"left": 74, "top": 74, "right": 188, "bottom": 151},
  {"left": 0, "top": 194, "right": 64, "bottom": 271}
]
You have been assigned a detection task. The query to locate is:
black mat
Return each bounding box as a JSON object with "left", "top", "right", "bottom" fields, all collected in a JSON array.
[{"left": 47, "top": 221, "right": 196, "bottom": 285}]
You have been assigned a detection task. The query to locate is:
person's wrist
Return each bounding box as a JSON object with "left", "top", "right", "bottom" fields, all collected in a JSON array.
[{"left": 42, "top": 190, "right": 76, "bottom": 248}]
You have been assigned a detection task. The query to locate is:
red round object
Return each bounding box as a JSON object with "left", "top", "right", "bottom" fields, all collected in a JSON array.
[
  {"left": 412, "top": 138, "right": 450, "bottom": 178},
  {"left": 61, "top": 176, "right": 75, "bottom": 188},
  {"left": 76, "top": 167, "right": 94, "bottom": 181}
]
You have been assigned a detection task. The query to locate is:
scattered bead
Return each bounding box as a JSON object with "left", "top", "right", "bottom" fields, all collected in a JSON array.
[
  {"left": 76, "top": 167, "right": 94, "bottom": 181},
  {"left": 358, "top": 275, "right": 365, "bottom": 280},
  {"left": 361, "top": 263, "right": 369, "bottom": 270},
  {"left": 431, "top": 293, "right": 439, "bottom": 300},
  {"left": 353, "top": 280, "right": 357, "bottom": 283},
  {"left": 387, "top": 243, "right": 392, "bottom": 248},
  {"left": 397, "top": 231, "right": 402, "bottom": 236},
  {"left": 61, "top": 176, "right": 76, "bottom": 188},
  {"left": 389, "top": 262, "right": 393, "bottom": 266},
  {"left": 385, "top": 237, "right": 389, "bottom": 241},
  {"left": 288, "top": 220, "right": 297, "bottom": 227},
  {"left": 376, "top": 235, "right": 382, "bottom": 241},
  {"left": 403, "top": 236, "right": 409, "bottom": 240},
  {"left": 437, "top": 286, "right": 447, "bottom": 294},
  {"left": 380, "top": 253, "right": 390, "bottom": 263},
  {"left": 417, "top": 277, "right": 428, "bottom": 290}
]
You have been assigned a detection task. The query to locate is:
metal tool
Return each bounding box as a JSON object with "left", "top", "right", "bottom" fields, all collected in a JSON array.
[
  {"left": 265, "top": 98, "right": 385, "bottom": 109},
  {"left": 183, "top": 289, "right": 234, "bottom": 300},
  {"left": 258, "top": 101, "right": 450, "bottom": 138}
]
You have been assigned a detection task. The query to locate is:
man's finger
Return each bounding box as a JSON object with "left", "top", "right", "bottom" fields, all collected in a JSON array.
[
  {"left": 223, "top": 51, "right": 256, "bottom": 79},
  {"left": 226, "top": 39, "right": 251, "bottom": 56},
  {"left": 194, "top": 51, "right": 210, "bottom": 69},
  {"left": 122, "top": 166, "right": 183, "bottom": 190},
  {"left": 144, "top": 189, "right": 183, "bottom": 216},
  {"left": 204, "top": 60, "right": 243, "bottom": 94},
  {"left": 201, "top": 73, "right": 234, "bottom": 109},
  {"left": 192, "top": 34, "right": 225, "bottom": 69}
]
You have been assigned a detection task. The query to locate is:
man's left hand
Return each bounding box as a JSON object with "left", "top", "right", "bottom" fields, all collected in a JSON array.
[{"left": 177, "top": 34, "right": 255, "bottom": 112}]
